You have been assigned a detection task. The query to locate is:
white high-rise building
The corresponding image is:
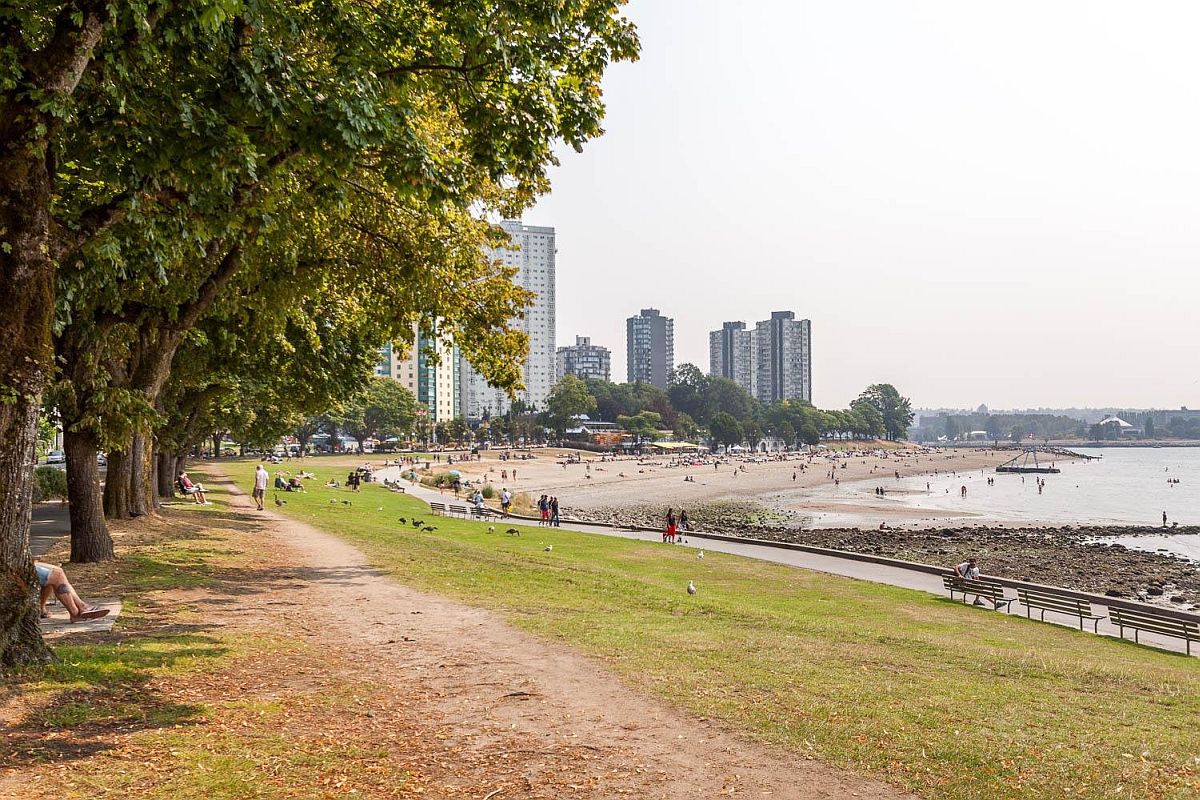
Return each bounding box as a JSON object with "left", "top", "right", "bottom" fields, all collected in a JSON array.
[
  {"left": 754, "top": 311, "right": 812, "bottom": 405},
  {"left": 459, "top": 220, "right": 556, "bottom": 419},
  {"left": 709, "top": 321, "right": 757, "bottom": 397}
]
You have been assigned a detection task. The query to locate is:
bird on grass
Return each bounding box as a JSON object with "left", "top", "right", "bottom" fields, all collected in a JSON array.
[
  {"left": 377, "top": 507, "right": 383, "bottom": 511},
  {"left": 411, "top": 519, "right": 424, "bottom": 528},
  {"left": 543, "top": 545, "right": 553, "bottom": 552},
  {"left": 487, "top": 526, "right": 495, "bottom": 533},
  {"left": 398, "top": 517, "right": 407, "bottom": 524},
  {"left": 506, "top": 528, "right": 520, "bottom": 536},
  {"left": 422, "top": 526, "right": 437, "bottom": 532},
  {"left": 274, "top": 494, "right": 285, "bottom": 507},
  {"left": 329, "top": 499, "right": 338, "bottom": 505},
  {"left": 341, "top": 500, "right": 352, "bottom": 506},
  {"left": 687, "top": 581, "right": 697, "bottom": 595},
  {"left": 697, "top": 551, "right": 704, "bottom": 559}
]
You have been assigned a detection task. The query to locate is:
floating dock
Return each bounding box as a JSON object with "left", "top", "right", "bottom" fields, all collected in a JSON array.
[{"left": 996, "top": 448, "right": 1062, "bottom": 474}]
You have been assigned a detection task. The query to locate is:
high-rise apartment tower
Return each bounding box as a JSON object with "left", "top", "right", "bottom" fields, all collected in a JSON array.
[
  {"left": 557, "top": 336, "right": 611, "bottom": 382},
  {"left": 708, "top": 321, "right": 757, "bottom": 397},
  {"left": 754, "top": 311, "right": 812, "bottom": 405},
  {"left": 626, "top": 308, "right": 674, "bottom": 388},
  {"left": 459, "top": 220, "right": 556, "bottom": 419}
]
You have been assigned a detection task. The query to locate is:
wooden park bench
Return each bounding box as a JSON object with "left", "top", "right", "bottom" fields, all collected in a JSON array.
[
  {"left": 942, "top": 574, "right": 1014, "bottom": 612},
  {"left": 447, "top": 504, "right": 469, "bottom": 517},
  {"left": 429, "top": 502, "right": 447, "bottom": 515},
  {"left": 1016, "top": 587, "right": 1106, "bottom": 632},
  {"left": 1110, "top": 607, "right": 1200, "bottom": 655}
]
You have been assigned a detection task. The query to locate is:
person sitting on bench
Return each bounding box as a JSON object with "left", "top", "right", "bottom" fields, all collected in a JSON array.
[
  {"left": 178, "top": 471, "right": 210, "bottom": 504},
  {"left": 954, "top": 558, "right": 991, "bottom": 607},
  {"left": 35, "top": 561, "right": 110, "bottom": 622}
]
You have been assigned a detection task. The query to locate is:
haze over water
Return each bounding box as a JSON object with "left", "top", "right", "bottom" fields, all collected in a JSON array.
[{"left": 805, "top": 448, "right": 1200, "bottom": 561}]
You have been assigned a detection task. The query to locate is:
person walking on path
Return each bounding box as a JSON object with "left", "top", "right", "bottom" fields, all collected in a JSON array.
[
  {"left": 253, "top": 464, "right": 269, "bottom": 510},
  {"left": 680, "top": 509, "right": 690, "bottom": 532},
  {"left": 500, "top": 488, "right": 512, "bottom": 517},
  {"left": 550, "top": 496, "right": 560, "bottom": 527},
  {"left": 664, "top": 508, "right": 677, "bottom": 543},
  {"left": 473, "top": 489, "right": 484, "bottom": 516},
  {"left": 538, "top": 495, "right": 550, "bottom": 525}
]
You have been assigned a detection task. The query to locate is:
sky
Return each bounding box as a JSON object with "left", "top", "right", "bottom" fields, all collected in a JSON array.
[{"left": 528, "top": 0, "right": 1200, "bottom": 410}]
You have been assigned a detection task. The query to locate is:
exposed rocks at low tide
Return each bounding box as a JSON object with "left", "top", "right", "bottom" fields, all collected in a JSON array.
[{"left": 573, "top": 503, "right": 1200, "bottom": 609}]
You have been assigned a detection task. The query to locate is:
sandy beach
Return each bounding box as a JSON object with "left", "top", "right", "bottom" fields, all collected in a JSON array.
[
  {"left": 397, "top": 445, "right": 1200, "bottom": 607},
  {"left": 442, "top": 443, "right": 1008, "bottom": 525}
]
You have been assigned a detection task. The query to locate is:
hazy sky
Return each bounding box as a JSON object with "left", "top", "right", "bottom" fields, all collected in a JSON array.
[{"left": 529, "top": 1, "right": 1200, "bottom": 409}]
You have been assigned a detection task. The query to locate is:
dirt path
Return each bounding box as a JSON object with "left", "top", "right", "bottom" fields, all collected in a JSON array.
[{"left": 208, "top": 470, "right": 913, "bottom": 799}]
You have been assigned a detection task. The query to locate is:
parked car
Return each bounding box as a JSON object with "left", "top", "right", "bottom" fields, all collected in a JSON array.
[{"left": 46, "top": 450, "right": 65, "bottom": 464}]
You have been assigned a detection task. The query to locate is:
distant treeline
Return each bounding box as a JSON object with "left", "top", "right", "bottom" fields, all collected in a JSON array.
[{"left": 912, "top": 413, "right": 1085, "bottom": 442}]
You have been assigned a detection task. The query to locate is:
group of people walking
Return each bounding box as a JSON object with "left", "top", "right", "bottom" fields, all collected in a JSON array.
[
  {"left": 663, "top": 508, "right": 690, "bottom": 542},
  {"left": 538, "top": 495, "right": 560, "bottom": 526}
]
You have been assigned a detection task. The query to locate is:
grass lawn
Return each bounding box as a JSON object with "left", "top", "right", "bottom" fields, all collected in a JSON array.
[
  {"left": 3, "top": 500, "right": 429, "bottom": 799},
  {"left": 236, "top": 460, "right": 1200, "bottom": 800}
]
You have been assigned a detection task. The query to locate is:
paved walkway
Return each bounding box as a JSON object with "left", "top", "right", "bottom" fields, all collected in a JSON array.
[
  {"left": 31, "top": 503, "right": 69, "bottom": 557},
  {"left": 385, "top": 471, "right": 1195, "bottom": 657}
]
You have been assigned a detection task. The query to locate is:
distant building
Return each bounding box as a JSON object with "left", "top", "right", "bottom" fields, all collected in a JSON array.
[
  {"left": 708, "top": 321, "right": 757, "bottom": 397},
  {"left": 754, "top": 311, "right": 812, "bottom": 405},
  {"left": 459, "top": 220, "right": 556, "bottom": 419},
  {"left": 557, "top": 336, "right": 610, "bottom": 382},
  {"left": 626, "top": 308, "right": 674, "bottom": 388},
  {"left": 376, "top": 324, "right": 458, "bottom": 422}
]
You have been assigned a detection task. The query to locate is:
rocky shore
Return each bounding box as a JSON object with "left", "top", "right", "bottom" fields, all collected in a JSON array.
[{"left": 572, "top": 503, "right": 1200, "bottom": 610}]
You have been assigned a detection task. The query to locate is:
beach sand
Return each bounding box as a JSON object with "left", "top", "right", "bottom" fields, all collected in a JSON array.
[{"left": 438, "top": 444, "right": 1008, "bottom": 526}]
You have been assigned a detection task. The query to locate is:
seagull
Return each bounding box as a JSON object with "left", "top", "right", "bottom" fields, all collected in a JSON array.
[
  {"left": 329, "top": 499, "right": 338, "bottom": 504},
  {"left": 544, "top": 545, "right": 553, "bottom": 552},
  {"left": 274, "top": 494, "right": 285, "bottom": 507},
  {"left": 487, "top": 526, "right": 495, "bottom": 533},
  {"left": 687, "top": 581, "right": 697, "bottom": 595},
  {"left": 697, "top": 551, "right": 704, "bottom": 559}
]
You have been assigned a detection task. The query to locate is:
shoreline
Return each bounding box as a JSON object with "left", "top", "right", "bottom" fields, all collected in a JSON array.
[{"left": 569, "top": 502, "right": 1200, "bottom": 609}]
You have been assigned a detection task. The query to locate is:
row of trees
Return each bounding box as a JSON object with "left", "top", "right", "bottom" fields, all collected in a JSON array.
[
  {"left": 539, "top": 368, "right": 914, "bottom": 450},
  {"left": 0, "top": 2, "right": 639, "bottom": 666}
]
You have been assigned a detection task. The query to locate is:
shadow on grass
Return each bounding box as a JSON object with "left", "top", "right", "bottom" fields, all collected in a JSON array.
[{"left": 0, "top": 632, "right": 228, "bottom": 767}]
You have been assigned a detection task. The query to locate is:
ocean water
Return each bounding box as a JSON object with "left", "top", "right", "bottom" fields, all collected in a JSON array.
[{"left": 799, "top": 447, "right": 1200, "bottom": 560}]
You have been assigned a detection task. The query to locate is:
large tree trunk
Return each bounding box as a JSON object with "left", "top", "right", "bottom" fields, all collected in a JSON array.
[
  {"left": 129, "top": 430, "right": 153, "bottom": 517},
  {"left": 156, "top": 450, "right": 177, "bottom": 499},
  {"left": 103, "top": 446, "right": 132, "bottom": 520},
  {"left": 63, "top": 426, "right": 113, "bottom": 562},
  {"left": 0, "top": 153, "right": 56, "bottom": 666}
]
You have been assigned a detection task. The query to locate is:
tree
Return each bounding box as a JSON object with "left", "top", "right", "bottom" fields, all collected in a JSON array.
[
  {"left": 849, "top": 401, "right": 887, "bottom": 440},
  {"left": 856, "top": 384, "right": 914, "bottom": 440},
  {"left": 944, "top": 415, "right": 961, "bottom": 441},
  {"left": 1144, "top": 414, "right": 1156, "bottom": 439},
  {"left": 617, "top": 411, "right": 662, "bottom": 445},
  {"left": 709, "top": 412, "right": 743, "bottom": 450},
  {"left": 1, "top": 0, "right": 639, "bottom": 666},
  {"left": 545, "top": 376, "right": 597, "bottom": 438},
  {"left": 673, "top": 413, "right": 699, "bottom": 442},
  {"left": 340, "top": 379, "right": 418, "bottom": 452}
]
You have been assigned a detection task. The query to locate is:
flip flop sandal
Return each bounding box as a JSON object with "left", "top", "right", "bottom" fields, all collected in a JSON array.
[{"left": 71, "top": 608, "right": 110, "bottom": 622}]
